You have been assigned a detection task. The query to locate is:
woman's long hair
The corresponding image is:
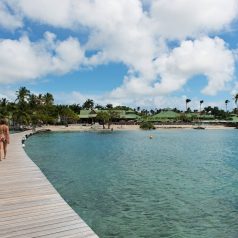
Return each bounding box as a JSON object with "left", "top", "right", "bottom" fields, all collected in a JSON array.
[{"left": 0, "top": 118, "right": 8, "bottom": 125}]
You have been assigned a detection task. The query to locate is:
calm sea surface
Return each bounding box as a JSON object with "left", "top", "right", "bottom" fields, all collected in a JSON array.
[{"left": 25, "top": 130, "right": 238, "bottom": 238}]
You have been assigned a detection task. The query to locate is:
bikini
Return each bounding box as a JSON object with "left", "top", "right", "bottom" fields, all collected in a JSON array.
[{"left": 0, "top": 125, "right": 6, "bottom": 143}]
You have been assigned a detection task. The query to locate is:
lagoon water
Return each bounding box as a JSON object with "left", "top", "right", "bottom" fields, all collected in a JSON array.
[{"left": 25, "top": 130, "right": 238, "bottom": 238}]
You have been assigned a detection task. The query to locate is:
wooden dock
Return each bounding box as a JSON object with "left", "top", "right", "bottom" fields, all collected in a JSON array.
[{"left": 0, "top": 132, "right": 99, "bottom": 238}]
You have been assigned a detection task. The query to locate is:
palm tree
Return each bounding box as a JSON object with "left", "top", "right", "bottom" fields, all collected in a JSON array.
[
  {"left": 43, "top": 93, "right": 54, "bottom": 106},
  {"left": 16, "top": 87, "right": 30, "bottom": 105},
  {"left": 69, "top": 104, "right": 81, "bottom": 114},
  {"left": 28, "top": 94, "right": 38, "bottom": 109},
  {"left": 234, "top": 93, "right": 238, "bottom": 112},
  {"left": 82, "top": 99, "right": 94, "bottom": 110},
  {"left": 0, "top": 98, "right": 9, "bottom": 118},
  {"left": 199, "top": 100, "right": 204, "bottom": 113},
  {"left": 225, "top": 99, "right": 230, "bottom": 112},
  {"left": 15, "top": 87, "right": 31, "bottom": 127},
  {"left": 150, "top": 109, "right": 155, "bottom": 115},
  {"left": 185, "top": 99, "right": 191, "bottom": 112},
  {"left": 12, "top": 108, "right": 30, "bottom": 127},
  {"left": 106, "top": 104, "right": 113, "bottom": 109},
  {"left": 37, "top": 94, "right": 44, "bottom": 105},
  {"left": 0, "top": 98, "right": 8, "bottom": 107}
]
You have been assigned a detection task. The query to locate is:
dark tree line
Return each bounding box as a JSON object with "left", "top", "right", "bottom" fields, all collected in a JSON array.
[{"left": 1, "top": 87, "right": 238, "bottom": 128}]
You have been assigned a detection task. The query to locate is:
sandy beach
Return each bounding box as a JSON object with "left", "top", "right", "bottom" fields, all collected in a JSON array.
[{"left": 39, "top": 124, "right": 236, "bottom": 132}]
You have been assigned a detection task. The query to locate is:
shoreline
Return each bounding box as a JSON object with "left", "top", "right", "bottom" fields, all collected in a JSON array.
[{"left": 37, "top": 124, "right": 236, "bottom": 132}]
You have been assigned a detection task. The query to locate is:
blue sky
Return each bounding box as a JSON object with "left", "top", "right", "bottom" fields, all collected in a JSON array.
[{"left": 0, "top": 0, "right": 238, "bottom": 111}]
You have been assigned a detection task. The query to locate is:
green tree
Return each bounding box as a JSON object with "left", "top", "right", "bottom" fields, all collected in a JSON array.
[
  {"left": 96, "top": 111, "right": 110, "bottom": 129},
  {"left": 43, "top": 93, "right": 54, "bottom": 106},
  {"left": 0, "top": 98, "right": 9, "bottom": 118},
  {"left": 179, "top": 113, "right": 192, "bottom": 122},
  {"left": 114, "top": 105, "right": 132, "bottom": 111},
  {"left": 234, "top": 93, "right": 238, "bottom": 113},
  {"left": 16, "top": 87, "right": 30, "bottom": 105},
  {"left": 14, "top": 87, "right": 31, "bottom": 127},
  {"left": 106, "top": 104, "right": 113, "bottom": 109},
  {"left": 82, "top": 99, "right": 94, "bottom": 109},
  {"left": 203, "top": 106, "right": 227, "bottom": 119},
  {"left": 37, "top": 94, "right": 44, "bottom": 106},
  {"left": 28, "top": 94, "right": 38, "bottom": 109},
  {"left": 150, "top": 109, "right": 155, "bottom": 115},
  {"left": 140, "top": 121, "right": 155, "bottom": 130},
  {"left": 12, "top": 108, "right": 31, "bottom": 128},
  {"left": 225, "top": 99, "right": 230, "bottom": 112},
  {"left": 200, "top": 100, "right": 204, "bottom": 112},
  {"left": 95, "top": 104, "right": 104, "bottom": 110},
  {"left": 185, "top": 99, "right": 191, "bottom": 112},
  {"left": 108, "top": 110, "right": 120, "bottom": 129},
  {"left": 28, "top": 94, "right": 41, "bottom": 126},
  {"left": 56, "top": 105, "right": 79, "bottom": 125},
  {"left": 69, "top": 104, "right": 81, "bottom": 114}
]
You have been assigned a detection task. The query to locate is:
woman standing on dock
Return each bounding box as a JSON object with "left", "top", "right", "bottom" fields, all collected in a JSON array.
[{"left": 0, "top": 118, "right": 10, "bottom": 161}]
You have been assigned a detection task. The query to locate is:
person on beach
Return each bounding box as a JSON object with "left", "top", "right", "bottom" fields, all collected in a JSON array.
[{"left": 0, "top": 118, "right": 10, "bottom": 161}]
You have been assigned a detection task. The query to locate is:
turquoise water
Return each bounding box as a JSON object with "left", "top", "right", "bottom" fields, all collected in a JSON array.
[{"left": 25, "top": 130, "right": 238, "bottom": 238}]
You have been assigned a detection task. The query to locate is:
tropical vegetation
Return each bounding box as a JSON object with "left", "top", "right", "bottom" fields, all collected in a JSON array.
[
  {"left": 1, "top": 87, "right": 238, "bottom": 130},
  {"left": 140, "top": 121, "right": 156, "bottom": 130}
]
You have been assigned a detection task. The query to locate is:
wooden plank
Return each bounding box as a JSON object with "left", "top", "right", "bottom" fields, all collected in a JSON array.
[
  {"left": 0, "top": 214, "right": 78, "bottom": 232},
  {"left": 0, "top": 132, "right": 98, "bottom": 238},
  {"left": 1, "top": 220, "right": 88, "bottom": 238},
  {"left": 0, "top": 215, "right": 82, "bottom": 234},
  {"left": 35, "top": 228, "right": 96, "bottom": 238},
  {"left": 0, "top": 206, "right": 72, "bottom": 221},
  {"left": 0, "top": 203, "right": 67, "bottom": 218}
]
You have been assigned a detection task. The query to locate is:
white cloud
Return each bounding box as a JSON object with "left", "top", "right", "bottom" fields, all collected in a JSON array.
[
  {"left": 231, "top": 81, "right": 238, "bottom": 96},
  {"left": 7, "top": 0, "right": 76, "bottom": 28},
  {"left": 72, "top": 0, "right": 162, "bottom": 80},
  {"left": 0, "top": 0, "right": 238, "bottom": 104},
  {"left": 0, "top": 33, "right": 85, "bottom": 84},
  {"left": 54, "top": 91, "right": 87, "bottom": 105},
  {"left": 150, "top": 0, "right": 238, "bottom": 39},
  {"left": 6, "top": 0, "right": 238, "bottom": 38},
  {"left": 110, "top": 37, "right": 235, "bottom": 99},
  {"left": 155, "top": 37, "right": 235, "bottom": 95},
  {"left": 0, "top": 89, "right": 16, "bottom": 101},
  {"left": 51, "top": 36, "right": 85, "bottom": 74},
  {"left": 0, "top": 1, "right": 22, "bottom": 30},
  {"left": 53, "top": 90, "right": 233, "bottom": 111},
  {"left": 4, "top": 0, "right": 163, "bottom": 81}
]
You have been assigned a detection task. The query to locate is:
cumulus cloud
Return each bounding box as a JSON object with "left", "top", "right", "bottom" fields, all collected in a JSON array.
[
  {"left": 150, "top": 0, "right": 238, "bottom": 39},
  {"left": 0, "top": 88, "right": 16, "bottom": 101},
  {"left": 0, "top": 1, "right": 22, "bottom": 30},
  {"left": 3, "top": 0, "right": 164, "bottom": 84},
  {"left": 110, "top": 37, "right": 235, "bottom": 99},
  {"left": 53, "top": 90, "right": 230, "bottom": 111},
  {"left": 155, "top": 37, "right": 235, "bottom": 95},
  {"left": 0, "top": 32, "right": 85, "bottom": 84},
  {"left": 0, "top": 0, "right": 238, "bottom": 103},
  {"left": 8, "top": 0, "right": 77, "bottom": 28},
  {"left": 6, "top": 0, "right": 238, "bottom": 38},
  {"left": 231, "top": 81, "right": 238, "bottom": 96}
]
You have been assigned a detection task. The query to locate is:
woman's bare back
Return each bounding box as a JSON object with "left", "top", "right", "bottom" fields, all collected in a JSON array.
[{"left": 0, "top": 125, "right": 10, "bottom": 144}]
